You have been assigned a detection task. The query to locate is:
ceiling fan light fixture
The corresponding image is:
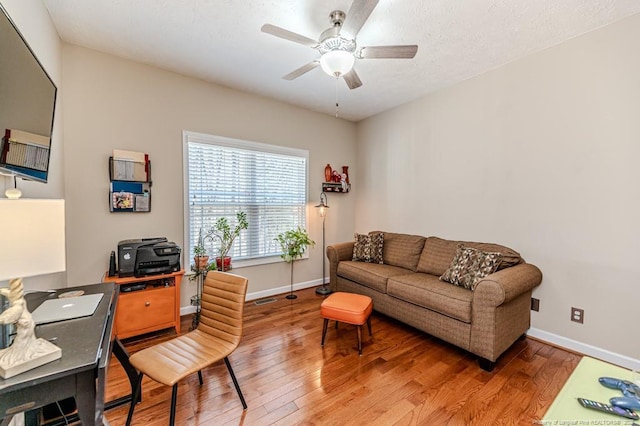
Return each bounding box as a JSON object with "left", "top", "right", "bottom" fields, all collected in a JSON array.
[{"left": 320, "top": 50, "right": 355, "bottom": 77}]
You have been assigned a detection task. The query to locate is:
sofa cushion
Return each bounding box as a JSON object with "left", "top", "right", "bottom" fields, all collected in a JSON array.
[
  {"left": 440, "top": 245, "right": 503, "bottom": 290},
  {"left": 352, "top": 233, "right": 384, "bottom": 264},
  {"left": 417, "top": 236, "right": 522, "bottom": 276},
  {"left": 337, "top": 261, "right": 409, "bottom": 293},
  {"left": 387, "top": 273, "right": 473, "bottom": 323},
  {"left": 371, "top": 232, "right": 425, "bottom": 272}
]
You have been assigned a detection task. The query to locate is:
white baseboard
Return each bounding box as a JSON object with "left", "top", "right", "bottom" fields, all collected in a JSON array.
[
  {"left": 180, "top": 278, "right": 323, "bottom": 317},
  {"left": 527, "top": 327, "right": 640, "bottom": 371},
  {"left": 181, "top": 305, "right": 197, "bottom": 316}
]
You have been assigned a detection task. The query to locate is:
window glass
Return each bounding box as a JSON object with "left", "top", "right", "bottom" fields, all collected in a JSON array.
[{"left": 184, "top": 132, "right": 308, "bottom": 264}]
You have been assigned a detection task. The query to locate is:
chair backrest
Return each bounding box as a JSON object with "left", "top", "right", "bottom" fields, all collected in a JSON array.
[{"left": 198, "top": 271, "right": 248, "bottom": 347}]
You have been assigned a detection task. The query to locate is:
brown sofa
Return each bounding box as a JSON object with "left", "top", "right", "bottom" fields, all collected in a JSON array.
[{"left": 327, "top": 232, "right": 542, "bottom": 371}]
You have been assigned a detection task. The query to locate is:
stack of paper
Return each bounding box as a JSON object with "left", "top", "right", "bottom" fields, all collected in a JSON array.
[{"left": 112, "top": 149, "right": 148, "bottom": 181}]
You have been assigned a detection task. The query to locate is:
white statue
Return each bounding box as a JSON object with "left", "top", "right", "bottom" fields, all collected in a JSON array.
[{"left": 0, "top": 278, "right": 61, "bottom": 378}]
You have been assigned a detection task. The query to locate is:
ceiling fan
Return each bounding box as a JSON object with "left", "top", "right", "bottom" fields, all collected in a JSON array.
[{"left": 261, "top": 0, "right": 418, "bottom": 90}]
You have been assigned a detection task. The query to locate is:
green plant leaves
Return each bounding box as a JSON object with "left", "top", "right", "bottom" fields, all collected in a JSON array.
[{"left": 275, "top": 227, "right": 315, "bottom": 262}]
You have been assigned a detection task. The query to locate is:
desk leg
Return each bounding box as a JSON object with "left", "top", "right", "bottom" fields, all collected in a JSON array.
[
  {"left": 76, "top": 369, "right": 97, "bottom": 426},
  {"left": 96, "top": 354, "right": 107, "bottom": 425}
]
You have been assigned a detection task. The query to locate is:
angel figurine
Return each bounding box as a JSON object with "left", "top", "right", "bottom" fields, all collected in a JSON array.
[{"left": 341, "top": 173, "right": 349, "bottom": 191}]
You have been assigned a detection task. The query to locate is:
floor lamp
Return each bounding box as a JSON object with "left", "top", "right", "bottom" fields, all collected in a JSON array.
[
  {"left": 0, "top": 199, "right": 66, "bottom": 379},
  {"left": 315, "top": 192, "right": 332, "bottom": 295}
]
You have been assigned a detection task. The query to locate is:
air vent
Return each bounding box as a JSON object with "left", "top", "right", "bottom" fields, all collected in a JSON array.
[{"left": 254, "top": 297, "right": 277, "bottom": 306}]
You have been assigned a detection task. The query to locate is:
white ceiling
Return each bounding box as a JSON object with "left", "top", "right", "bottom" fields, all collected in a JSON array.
[{"left": 42, "top": 0, "right": 640, "bottom": 122}]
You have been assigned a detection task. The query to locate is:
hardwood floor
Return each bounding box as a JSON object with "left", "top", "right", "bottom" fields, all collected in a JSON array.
[{"left": 104, "top": 287, "right": 580, "bottom": 425}]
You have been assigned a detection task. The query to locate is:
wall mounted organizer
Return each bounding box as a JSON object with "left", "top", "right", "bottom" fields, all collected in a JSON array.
[{"left": 109, "top": 150, "right": 151, "bottom": 212}]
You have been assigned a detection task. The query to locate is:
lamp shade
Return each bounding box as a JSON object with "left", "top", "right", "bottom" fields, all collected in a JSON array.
[
  {"left": 315, "top": 192, "right": 329, "bottom": 217},
  {"left": 320, "top": 50, "right": 355, "bottom": 77},
  {"left": 317, "top": 205, "right": 328, "bottom": 218},
  {"left": 0, "top": 199, "right": 66, "bottom": 281}
]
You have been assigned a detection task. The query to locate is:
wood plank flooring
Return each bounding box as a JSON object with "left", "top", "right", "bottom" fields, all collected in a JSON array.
[{"left": 104, "top": 287, "right": 580, "bottom": 425}]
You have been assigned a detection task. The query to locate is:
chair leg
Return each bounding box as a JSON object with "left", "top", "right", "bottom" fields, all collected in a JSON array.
[
  {"left": 356, "top": 325, "right": 362, "bottom": 355},
  {"left": 169, "top": 384, "right": 178, "bottom": 426},
  {"left": 198, "top": 370, "right": 203, "bottom": 385},
  {"left": 125, "top": 373, "right": 144, "bottom": 426},
  {"left": 321, "top": 318, "right": 328, "bottom": 346},
  {"left": 224, "top": 357, "right": 247, "bottom": 409}
]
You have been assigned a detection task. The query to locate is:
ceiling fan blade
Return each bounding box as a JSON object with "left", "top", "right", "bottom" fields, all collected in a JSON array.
[
  {"left": 283, "top": 61, "right": 320, "bottom": 80},
  {"left": 343, "top": 69, "right": 363, "bottom": 90},
  {"left": 358, "top": 45, "right": 418, "bottom": 59},
  {"left": 341, "top": 0, "right": 379, "bottom": 39},
  {"left": 261, "top": 24, "right": 318, "bottom": 47}
]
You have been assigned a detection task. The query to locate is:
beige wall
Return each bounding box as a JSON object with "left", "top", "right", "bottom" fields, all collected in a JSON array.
[
  {"left": 356, "top": 13, "right": 640, "bottom": 364},
  {"left": 6, "top": 0, "right": 638, "bottom": 367},
  {"left": 61, "top": 45, "right": 356, "bottom": 306},
  {"left": 1, "top": 0, "right": 66, "bottom": 291}
]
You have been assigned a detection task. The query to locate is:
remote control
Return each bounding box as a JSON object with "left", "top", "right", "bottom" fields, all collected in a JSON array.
[{"left": 577, "top": 397, "right": 639, "bottom": 420}]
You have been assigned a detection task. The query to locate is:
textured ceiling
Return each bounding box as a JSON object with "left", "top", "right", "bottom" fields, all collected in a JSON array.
[{"left": 43, "top": 0, "right": 640, "bottom": 122}]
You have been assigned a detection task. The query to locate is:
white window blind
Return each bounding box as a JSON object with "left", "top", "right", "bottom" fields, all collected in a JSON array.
[{"left": 184, "top": 132, "right": 308, "bottom": 264}]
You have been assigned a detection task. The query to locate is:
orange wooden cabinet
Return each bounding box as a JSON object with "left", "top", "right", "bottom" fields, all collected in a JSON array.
[{"left": 102, "top": 270, "right": 183, "bottom": 339}]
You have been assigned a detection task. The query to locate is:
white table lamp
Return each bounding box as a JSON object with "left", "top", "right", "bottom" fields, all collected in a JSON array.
[{"left": 0, "top": 199, "right": 65, "bottom": 379}]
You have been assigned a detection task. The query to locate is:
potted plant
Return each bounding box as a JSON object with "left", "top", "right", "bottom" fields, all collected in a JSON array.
[
  {"left": 206, "top": 211, "right": 248, "bottom": 272},
  {"left": 275, "top": 226, "right": 315, "bottom": 299},
  {"left": 193, "top": 228, "right": 209, "bottom": 271},
  {"left": 189, "top": 256, "right": 216, "bottom": 282}
]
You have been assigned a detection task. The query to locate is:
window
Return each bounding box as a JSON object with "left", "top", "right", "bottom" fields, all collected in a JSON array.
[{"left": 183, "top": 131, "right": 308, "bottom": 266}]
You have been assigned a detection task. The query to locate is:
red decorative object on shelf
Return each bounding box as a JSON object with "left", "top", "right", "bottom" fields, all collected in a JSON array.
[
  {"left": 324, "top": 164, "right": 332, "bottom": 182},
  {"left": 342, "top": 166, "right": 349, "bottom": 184}
]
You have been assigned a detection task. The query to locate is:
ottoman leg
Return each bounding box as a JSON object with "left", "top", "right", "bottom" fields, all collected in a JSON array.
[
  {"left": 321, "top": 318, "right": 329, "bottom": 346},
  {"left": 356, "top": 325, "right": 362, "bottom": 355},
  {"left": 366, "top": 316, "right": 372, "bottom": 336}
]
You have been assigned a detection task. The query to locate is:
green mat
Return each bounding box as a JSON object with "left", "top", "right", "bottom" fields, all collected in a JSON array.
[{"left": 542, "top": 356, "right": 637, "bottom": 424}]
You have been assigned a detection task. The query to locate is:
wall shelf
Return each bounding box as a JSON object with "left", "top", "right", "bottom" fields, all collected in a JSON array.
[{"left": 322, "top": 182, "right": 350, "bottom": 193}]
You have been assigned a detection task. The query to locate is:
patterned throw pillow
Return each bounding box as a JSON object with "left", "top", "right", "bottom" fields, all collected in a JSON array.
[
  {"left": 440, "top": 245, "right": 503, "bottom": 290},
  {"left": 352, "top": 233, "right": 384, "bottom": 264}
]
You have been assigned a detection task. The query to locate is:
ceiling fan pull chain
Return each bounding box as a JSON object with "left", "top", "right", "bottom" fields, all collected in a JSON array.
[{"left": 335, "top": 76, "right": 339, "bottom": 118}]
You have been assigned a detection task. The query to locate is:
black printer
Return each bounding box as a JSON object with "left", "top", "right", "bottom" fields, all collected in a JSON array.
[{"left": 117, "top": 237, "right": 181, "bottom": 277}]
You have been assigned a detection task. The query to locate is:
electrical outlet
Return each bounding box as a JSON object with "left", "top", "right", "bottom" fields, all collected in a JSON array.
[
  {"left": 531, "top": 298, "right": 540, "bottom": 312},
  {"left": 571, "top": 307, "right": 584, "bottom": 324}
]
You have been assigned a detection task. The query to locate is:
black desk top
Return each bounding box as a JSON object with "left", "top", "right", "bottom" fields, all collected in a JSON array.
[{"left": 0, "top": 282, "right": 117, "bottom": 394}]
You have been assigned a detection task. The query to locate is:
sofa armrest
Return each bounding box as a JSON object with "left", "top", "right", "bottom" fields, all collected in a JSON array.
[
  {"left": 327, "top": 242, "right": 354, "bottom": 291},
  {"left": 473, "top": 263, "right": 543, "bottom": 307},
  {"left": 327, "top": 242, "right": 354, "bottom": 263},
  {"left": 470, "top": 263, "right": 543, "bottom": 362}
]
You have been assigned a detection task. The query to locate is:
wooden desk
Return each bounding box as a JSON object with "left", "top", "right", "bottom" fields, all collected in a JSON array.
[
  {"left": 102, "top": 270, "right": 183, "bottom": 339},
  {"left": 0, "top": 283, "right": 117, "bottom": 426}
]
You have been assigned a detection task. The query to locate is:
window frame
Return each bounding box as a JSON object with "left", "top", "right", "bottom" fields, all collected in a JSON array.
[{"left": 182, "top": 130, "right": 310, "bottom": 269}]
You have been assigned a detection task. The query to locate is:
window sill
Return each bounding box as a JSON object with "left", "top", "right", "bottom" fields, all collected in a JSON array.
[
  {"left": 185, "top": 254, "right": 310, "bottom": 275},
  {"left": 231, "top": 254, "right": 310, "bottom": 269}
]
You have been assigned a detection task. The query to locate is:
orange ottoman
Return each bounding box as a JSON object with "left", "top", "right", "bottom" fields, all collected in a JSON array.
[{"left": 320, "top": 292, "right": 373, "bottom": 355}]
